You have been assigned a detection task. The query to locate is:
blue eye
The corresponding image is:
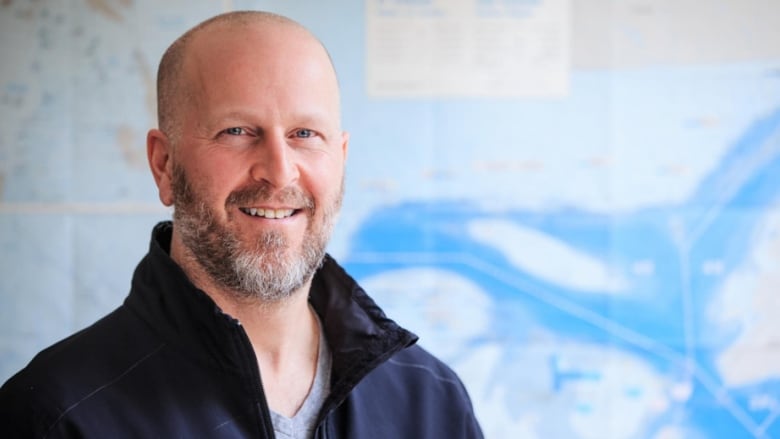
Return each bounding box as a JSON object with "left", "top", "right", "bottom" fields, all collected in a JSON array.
[
  {"left": 224, "top": 127, "right": 244, "bottom": 136},
  {"left": 295, "top": 129, "right": 314, "bottom": 138}
]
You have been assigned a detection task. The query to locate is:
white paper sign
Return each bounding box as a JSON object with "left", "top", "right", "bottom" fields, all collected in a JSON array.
[{"left": 366, "top": 0, "right": 570, "bottom": 98}]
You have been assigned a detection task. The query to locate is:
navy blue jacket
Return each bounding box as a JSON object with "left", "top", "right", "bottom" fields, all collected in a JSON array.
[{"left": 0, "top": 222, "right": 483, "bottom": 438}]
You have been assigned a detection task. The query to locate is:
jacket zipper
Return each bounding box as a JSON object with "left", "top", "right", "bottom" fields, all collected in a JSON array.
[
  {"left": 311, "top": 334, "right": 415, "bottom": 438},
  {"left": 231, "top": 322, "right": 276, "bottom": 438}
]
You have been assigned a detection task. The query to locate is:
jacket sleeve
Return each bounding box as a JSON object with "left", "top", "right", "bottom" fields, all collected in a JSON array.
[
  {"left": 0, "top": 379, "right": 63, "bottom": 439},
  {"left": 456, "top": 379, "right": 484, "bottom": 439}
]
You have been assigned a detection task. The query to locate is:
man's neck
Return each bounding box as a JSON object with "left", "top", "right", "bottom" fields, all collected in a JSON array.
[
  {"left": 169, "top": 233, "right": 322, "bottom": 417},
  {"left": 213, "top": 283, "right": 317, "bottom": 359},
  {"left": 214, "top": 286, "right": 321, "bottom": 417}
]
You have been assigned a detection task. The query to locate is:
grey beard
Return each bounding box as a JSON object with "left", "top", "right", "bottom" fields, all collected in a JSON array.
[
  {"left": 223, "top": 227, "right": 325, "bottom": 302},
  {"left": 171, "top": 164, "right": 339, "bottom": 304},
  {"left": 174, "top": 200, "right": 328, "bottom": 304}
]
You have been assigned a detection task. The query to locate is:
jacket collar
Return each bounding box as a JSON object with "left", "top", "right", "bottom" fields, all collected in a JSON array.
[{"left": 125, "top": 221, "right": 417, "bottom": 388}]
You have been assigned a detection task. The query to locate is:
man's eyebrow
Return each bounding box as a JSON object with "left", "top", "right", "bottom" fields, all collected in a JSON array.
[
  {"left": 211, "top": 109, "right": 333, "bottom": 122},
  {"left": 203, "top": 109, "right": 339, "bottom": 133}
]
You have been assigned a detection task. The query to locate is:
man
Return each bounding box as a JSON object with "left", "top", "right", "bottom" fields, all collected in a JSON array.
[{"left": 0, "top": 10, "right": 483, "bottom": 439}]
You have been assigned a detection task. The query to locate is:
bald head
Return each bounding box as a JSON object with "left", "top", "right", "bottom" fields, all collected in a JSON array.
[{"left": 155, "top": 11, "right": 339, "bottom": 142}]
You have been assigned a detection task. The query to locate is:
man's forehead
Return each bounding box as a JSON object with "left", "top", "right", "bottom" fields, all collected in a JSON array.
[
  {"left": 165, "top": 14, "right": 342, "bottom": 128},
  {"left": 184, "top": 23, "right": 332, "bottom": 79},
  {"left": 188, "top": 18, "right": 317, "bottom": 57},
  {"left": 184, "top": 23, "right": 336, "bottom": 86}
]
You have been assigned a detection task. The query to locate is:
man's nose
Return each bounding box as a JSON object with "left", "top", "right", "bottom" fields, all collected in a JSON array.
[{"left": 249, "top": 133, "right": 299, "bottom": 189}]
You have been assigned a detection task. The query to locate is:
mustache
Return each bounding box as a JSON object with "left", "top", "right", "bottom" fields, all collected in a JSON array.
[{"left": 225, "top": 181, "right": 314, "bottom": 209}]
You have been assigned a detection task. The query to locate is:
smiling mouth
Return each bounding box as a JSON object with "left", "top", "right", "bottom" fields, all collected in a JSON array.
[{"left": 239, "top": 207, "right": 296, "bottom": 219}]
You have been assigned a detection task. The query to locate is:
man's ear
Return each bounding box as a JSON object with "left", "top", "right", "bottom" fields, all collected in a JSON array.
[
  {"left": 147, "top": 129, "right": 175, "bottom": 206},
  {"left": 340, "top": 130, "right": 350, "bottom": 160}
]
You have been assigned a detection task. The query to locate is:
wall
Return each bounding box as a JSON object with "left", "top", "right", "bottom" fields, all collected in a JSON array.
[{"left": 2, "top": 1, "right": 780, "bottom": 437}]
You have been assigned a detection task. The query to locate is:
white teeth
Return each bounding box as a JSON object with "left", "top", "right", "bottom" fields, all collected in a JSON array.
[{"left": 242, "top": 207, "right": 294, "bottom": 219}]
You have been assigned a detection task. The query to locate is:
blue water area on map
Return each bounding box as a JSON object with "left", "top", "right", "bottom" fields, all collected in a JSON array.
[{"left": 343, "top": 107, "right": 780, "bottom": 437}]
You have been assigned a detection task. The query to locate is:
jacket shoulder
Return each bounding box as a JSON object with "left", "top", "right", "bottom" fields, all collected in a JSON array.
[
  {"left": 341, "top": 344, "right": 483, "bottom": 438},
  {"left": 0, "top": 305, "right": 164, "bottom": 437},
  {"left": 380, "top": 344, "right": 475, "bottom": 406}
]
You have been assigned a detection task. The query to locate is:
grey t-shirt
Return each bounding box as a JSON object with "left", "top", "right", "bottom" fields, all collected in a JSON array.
[{"left": 270, "top": 319, "right": 332, "bottom": 439}]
